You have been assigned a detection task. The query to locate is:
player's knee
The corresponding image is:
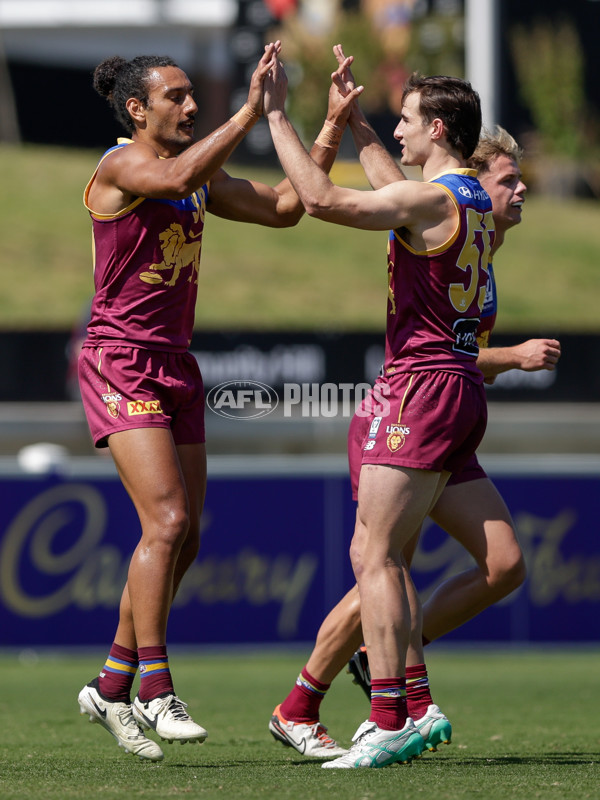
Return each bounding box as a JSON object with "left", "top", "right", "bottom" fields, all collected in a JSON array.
[
  {"left": 490, "top": 551, "right": 527, "bottom": 597},
  {"left": 349, "top": 541, "right": 366, "bottom": 581},
  {"left": 152, "top": 506, "right": 191, "bottom": 552}
]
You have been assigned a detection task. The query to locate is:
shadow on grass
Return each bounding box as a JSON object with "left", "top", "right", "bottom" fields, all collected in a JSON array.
[
  {"left": 412, "top": 753, "right": 599, "bottom": 767},
  {"left": 163, "top": 753, "right": 599, "bottom": 770},
  {"left": 165, "top": 758, "right": 323, "bottom": 768}
]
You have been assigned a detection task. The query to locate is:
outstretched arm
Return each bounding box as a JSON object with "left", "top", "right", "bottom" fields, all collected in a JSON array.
[
  {"left": 207, "top": 52, "right": 356, "bottom": 227},
  {"left": 264, "top": 57, "right": 448, "bottom": 232},
  {"left": 478, "top": 338, "right": 561, "bottom": 382},
  {"left": 90, "top": 42, "right": 281, "bottom": 215},
  {"left": 265, "top": 55, "right": 426, "bottom": 230},
  {"left": 332, "top": 44, "right": 405, "bottom": 190}
]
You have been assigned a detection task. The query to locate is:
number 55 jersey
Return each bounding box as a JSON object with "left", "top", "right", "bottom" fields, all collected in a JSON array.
[{"left": 384, "top": 168, "right": 495, "bottom": 384}]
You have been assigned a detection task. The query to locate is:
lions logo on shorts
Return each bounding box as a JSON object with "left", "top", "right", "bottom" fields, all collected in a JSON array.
[
  {"left": 387, "top": 431, "right": 405, "bottom": 451},
  {"left": 101, "top": 392, "right": 122, "bottom": 419},
  {"left": 386, "top": 424, "right": 410, "bottom": 452}
]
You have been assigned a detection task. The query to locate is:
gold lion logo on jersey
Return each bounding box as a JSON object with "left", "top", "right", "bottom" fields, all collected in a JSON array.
[{"left": 140, "top": 223, "right": 202, "bottom": 286}]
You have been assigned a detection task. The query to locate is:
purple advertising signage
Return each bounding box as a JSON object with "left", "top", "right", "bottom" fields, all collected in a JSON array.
[{"left": 1, "top": 457, "right": 598, "bottom": 647}]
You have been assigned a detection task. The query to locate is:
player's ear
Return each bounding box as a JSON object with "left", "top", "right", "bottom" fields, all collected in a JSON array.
[
  {"left": 126, "top": 97, "right": 146, "bottom": 126},
  {"left": 430, "top": 117, "right": 445, "bottom": 142}
]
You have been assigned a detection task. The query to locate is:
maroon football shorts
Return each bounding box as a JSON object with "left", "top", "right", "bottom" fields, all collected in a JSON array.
[
  {"left": 348, "top": 370, "right": 487, "bottom": 500},
  {"left": 78, "top": 345, "right": 205, "bottom": 448}
]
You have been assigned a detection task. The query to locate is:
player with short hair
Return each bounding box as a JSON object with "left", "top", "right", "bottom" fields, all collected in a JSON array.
[
  {"left": 266, "top": 49, "right": 560, "bottom": 764},
  {"left": 345, "top": 123, "right": 561, "bottom": 698},
  {"left": 264, "top": 51, "right": 493, "bottom": 769},
  {"left": 76, "top": 44, "right": 354, "bottom": 762}
]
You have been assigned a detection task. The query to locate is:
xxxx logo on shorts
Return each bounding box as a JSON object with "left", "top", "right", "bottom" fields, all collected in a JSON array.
[
  {"left": 101, "top": 392, "right": 122, "bottom": 419},
  {"left": 127, "top": 399, "right": 163, "bottom": 416},
  {"left": 386, "top": 424, "right": 410, "bottom": 452}
]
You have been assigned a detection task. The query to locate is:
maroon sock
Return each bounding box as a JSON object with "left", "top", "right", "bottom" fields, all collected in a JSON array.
[
  {"left": 406, "top": 664, "right": 433, "bottom": 721},
  {"left": 279, "top": 667, "right": 330, "bottom": 723},
  {"left": 369, "top": 678, "right": 407, "bottom": 731},
  {"left": 97, "top": 643, "right": 138, "bottom": 703},
  {"left": 137, "top": 645, "right": 174, "bottom": 701}
]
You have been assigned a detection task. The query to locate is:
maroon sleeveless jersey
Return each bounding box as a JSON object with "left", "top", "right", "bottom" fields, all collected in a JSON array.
[
  {"left": 385, "top": 168, "right": 495, "bottom": 383},
  {"left": 83, "top": 139, "right": 208, "bottom": 352}
]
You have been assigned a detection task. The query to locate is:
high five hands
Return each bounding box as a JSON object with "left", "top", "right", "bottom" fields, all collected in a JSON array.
[
  {"left": 263, "top": 42, "right": 364, "bottom": 122},
  {"left": 247, "top": 40, "right": 282, "bottom": 116}
]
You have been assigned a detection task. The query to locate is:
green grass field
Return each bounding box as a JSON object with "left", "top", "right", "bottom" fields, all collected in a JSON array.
[
  {"left": 1, "top": 143, "right": 600, "bottom": 332},
  {"left": 1, "top": 648, "right": 598, "bottom": 799}
]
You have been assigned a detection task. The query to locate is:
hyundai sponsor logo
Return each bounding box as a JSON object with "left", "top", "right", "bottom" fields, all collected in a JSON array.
[{"left": 459, "top": 185, "right": 489, "bottom": 201}]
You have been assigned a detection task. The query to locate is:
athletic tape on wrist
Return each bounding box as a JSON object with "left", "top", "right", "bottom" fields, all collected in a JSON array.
[
  {"left": 231, "top": 104, "right": 260, "bottom": 132},
  {"left": 315, "top": 120, "right": 343, "bottom": 149}
]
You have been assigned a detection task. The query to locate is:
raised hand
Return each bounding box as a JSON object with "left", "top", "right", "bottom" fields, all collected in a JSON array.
[
  {"left": 332, "top": 43, "right": 358, "bottom": 97},
  {"left": 247, "top": 41, "right": 282, "bottom": 116},
  {"left": 327, "top": 44, "right": 364, "bottom": 125},
  {"left": 263, "top": 56, "right": 289, "bottom": 117}
]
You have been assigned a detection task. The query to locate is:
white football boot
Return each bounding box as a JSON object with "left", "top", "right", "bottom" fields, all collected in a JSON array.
[
  {"left": 322, "top": 717, "right": 424, "bottom": 769},
  {"left": 78, "top": 679, "right": 164, "bottom": 761},
  {"left": 132, "top": 693, "right": 207, "bottom": 744},
  {"left": 413, "top": 703, "right": 452, "bottom": 751},
  {"left": 268, "top": 704, "right": 348, "bottom": 758}
]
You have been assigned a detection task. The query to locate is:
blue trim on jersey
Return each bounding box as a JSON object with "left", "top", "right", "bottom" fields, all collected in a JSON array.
[
  {"left": 433, "top": 172, "right": 491, "bottom": 214},
  {"left": 105, "top": 143, "right": 125, "bottom": 156},
  {"left": 149, "top": 195, "right": 206, "bottom": 212}
]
